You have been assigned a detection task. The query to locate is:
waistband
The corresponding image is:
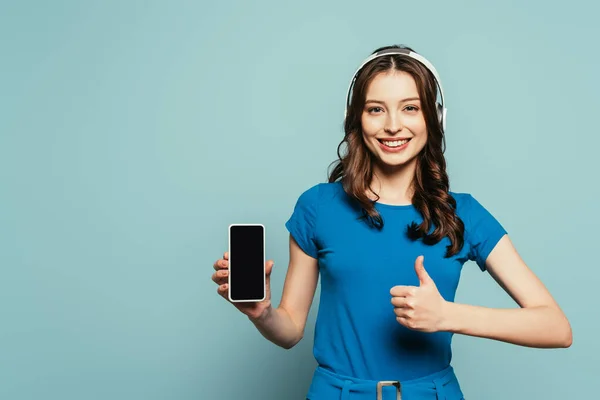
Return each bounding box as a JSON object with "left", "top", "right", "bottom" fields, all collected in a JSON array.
[{"left": 308, "top": 364, "right": 463, "bottom": 400}]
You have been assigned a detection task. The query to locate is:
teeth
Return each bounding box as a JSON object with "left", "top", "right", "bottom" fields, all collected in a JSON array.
[{"left": 382, "top": 139, "right": 409, "bottom": 147}]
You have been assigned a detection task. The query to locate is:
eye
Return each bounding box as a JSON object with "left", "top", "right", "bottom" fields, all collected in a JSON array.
[
  {"left": 404, "top": 105, "right": 419, "bottom": 112},
  {"left": 367, "top": 107, "right": 384, "bottom": 114}
]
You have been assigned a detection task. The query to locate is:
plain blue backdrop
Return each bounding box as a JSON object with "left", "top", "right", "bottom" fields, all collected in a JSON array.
[{"left": 1, "top": 1, "right": 598, "bottom": 399}]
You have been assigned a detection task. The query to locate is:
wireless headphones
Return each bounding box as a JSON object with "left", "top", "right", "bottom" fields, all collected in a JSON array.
[{"left": 344, "top": 48, "right": 447, "bottom": 132}]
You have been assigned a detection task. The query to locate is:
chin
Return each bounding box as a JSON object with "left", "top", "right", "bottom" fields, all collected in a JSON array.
[
  {"left": 379, "top": 150, "right": 415, "bottom": 162},
  {"left": 377, "top": 156, "right": 414, "bottom": 169}
]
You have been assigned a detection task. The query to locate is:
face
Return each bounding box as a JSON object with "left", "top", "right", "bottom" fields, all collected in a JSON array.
[{"left": 361, "top": 70, "right": 428, "bottom": 172}]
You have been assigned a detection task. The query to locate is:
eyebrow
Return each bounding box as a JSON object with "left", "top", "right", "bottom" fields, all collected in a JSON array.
[{"left": 365, "top": 97, "right": 420, "bottom": 104}]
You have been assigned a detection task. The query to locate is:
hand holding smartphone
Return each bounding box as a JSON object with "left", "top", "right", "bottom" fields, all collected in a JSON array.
[{"left": 212, "top": 224, "right": 273, "bottom": 320}]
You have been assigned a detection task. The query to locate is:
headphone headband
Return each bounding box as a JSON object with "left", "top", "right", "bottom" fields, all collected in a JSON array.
[{"left": 344, "top": 48, "right": 447, "bottom": 132}]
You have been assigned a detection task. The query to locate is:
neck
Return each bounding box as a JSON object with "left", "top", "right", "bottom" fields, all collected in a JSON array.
[{"left": 369, "top": 159, "right": 417, "bottom": 205}]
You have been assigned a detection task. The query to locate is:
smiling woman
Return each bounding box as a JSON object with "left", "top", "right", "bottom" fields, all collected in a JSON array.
[
  {"left": 212, "top": 44, "right": 572, "bottom": 400},
  {"left": 362, "top": 73, "right": 427, "bottom": 160}
]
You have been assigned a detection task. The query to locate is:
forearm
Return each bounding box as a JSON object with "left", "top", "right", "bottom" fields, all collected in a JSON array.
[
  {"left": 442, "top": 302, "right": 572, "bottom": 348},
  {"left": 249, "top": 306, "right": 303, "bottom": 349}
]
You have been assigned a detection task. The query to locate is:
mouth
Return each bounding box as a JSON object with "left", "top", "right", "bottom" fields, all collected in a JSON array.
[{"left": 377, "top": 138, "right": 412, "bottom": 150}]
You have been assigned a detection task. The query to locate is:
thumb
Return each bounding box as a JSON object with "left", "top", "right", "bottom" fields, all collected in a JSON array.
[
  {"left": 414, "top": 255, "right": 431, "bottom": 286},
  {"left": 265, "top": 260, "right": 274, "bottom": 276}
]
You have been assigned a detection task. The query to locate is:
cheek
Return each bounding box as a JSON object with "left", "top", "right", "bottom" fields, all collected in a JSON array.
[
  {"left": 406, "top": 119, "right": 428, "bottom": 140},
  {"left": 412, "top": 134, "right": 428, "bottom": 151},
  {"left": 361, "top": 116, "right": 381, "bottom": 134},
  {"left": 406, "top": 115, "right": 427, "bottom": 131}
]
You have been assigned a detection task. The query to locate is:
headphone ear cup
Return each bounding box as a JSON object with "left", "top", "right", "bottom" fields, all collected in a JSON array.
[
  {"left": 436, "top": 102, "right": 448, "bottom": 132},
  {"left": 436, "top": 102, "right": 443, "bottom": 124}
]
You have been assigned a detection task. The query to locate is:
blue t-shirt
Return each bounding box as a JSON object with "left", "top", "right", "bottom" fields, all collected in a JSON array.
[{"left": 285, "top": 181, "right": 507, "bottom": 384}]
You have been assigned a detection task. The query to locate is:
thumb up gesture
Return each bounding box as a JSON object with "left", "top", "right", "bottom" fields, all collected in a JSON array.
[{"left": 390, "top": 256, "right": 449, "bottom": 333}]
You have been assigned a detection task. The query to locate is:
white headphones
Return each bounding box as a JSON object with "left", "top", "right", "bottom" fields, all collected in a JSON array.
[{"left": 344, "top": 48, "right": 447, "bottom": 132}]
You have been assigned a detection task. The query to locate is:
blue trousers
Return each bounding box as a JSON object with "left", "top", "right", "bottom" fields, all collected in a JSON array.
[{"left": 306, "top": 364, "right": 464, "bottom": 400}]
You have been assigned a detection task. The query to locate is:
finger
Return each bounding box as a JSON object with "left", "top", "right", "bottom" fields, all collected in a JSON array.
[
  {"left": 391, "top": 297, "right": 412, "bottom": 308},
  {"left": 223, "top": 251, "right": 229, "bottom": 260},
  {"left": 394, "top": 307, "right": 412, "bottom": 319},
  {"left": 217, "top": 283, "right": 229, "bottom": 297},
  {"left": 212, "top": 269, "right": 229, "bottom": 284},
  {"left": 390, "top": 285, "right": 417, "bottom": 297},
  {"left": 396, "top": 316, "right": 413, "bottom": 328},
  {"left": 213, "top": 258, "right": 229, "bottom": 271},
  {"left": 394, "top": 306, "right": 415, "bottom": 318}
]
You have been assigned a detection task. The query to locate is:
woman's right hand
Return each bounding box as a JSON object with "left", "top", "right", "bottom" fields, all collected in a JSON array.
[{"left": 212, "top": 251, "right": 274, "bottom": 321}]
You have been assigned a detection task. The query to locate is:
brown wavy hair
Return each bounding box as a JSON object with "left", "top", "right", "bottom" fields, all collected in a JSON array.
[{"left": 327, "top": 44, "right": 465, "bottom": 258}]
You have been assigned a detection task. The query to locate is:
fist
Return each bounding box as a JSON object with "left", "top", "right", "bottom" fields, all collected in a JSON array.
[{"left": 390, "top": 255, "right": 448, "bottom": 332}]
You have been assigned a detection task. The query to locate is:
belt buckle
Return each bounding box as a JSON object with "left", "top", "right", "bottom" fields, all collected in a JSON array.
[{"left": 376, "top": 380, "right": 401, "bottom": 400}]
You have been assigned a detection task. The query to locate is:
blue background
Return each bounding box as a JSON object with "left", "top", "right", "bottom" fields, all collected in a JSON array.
[{"left": 1, "top": 1, "right": 597, "bottom": 399}]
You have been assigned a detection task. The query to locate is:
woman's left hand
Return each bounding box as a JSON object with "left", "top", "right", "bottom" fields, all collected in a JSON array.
[{"left": 390, "top": 255, "right": 449, "bottom": 333}]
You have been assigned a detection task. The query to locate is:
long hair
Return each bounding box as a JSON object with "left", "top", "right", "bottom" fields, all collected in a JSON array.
[{"left": 327, "top": 44, "right": 465, "bottom": 258}]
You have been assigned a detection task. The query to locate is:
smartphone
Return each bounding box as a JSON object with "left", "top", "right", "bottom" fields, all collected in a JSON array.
[{"left": 227, "top": 224, "right": 266, "bottom": 302}]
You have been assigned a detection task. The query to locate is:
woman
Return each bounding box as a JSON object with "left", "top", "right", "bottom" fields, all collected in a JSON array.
[{"left": 212, "top": 44, "right": 572, "bottom": 399}]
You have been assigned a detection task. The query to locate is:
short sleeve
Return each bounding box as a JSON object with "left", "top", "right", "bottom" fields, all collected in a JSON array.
[
  {"left": 465, "top": 194, "right": 507, "bottom": 272},
  {"left": 285, "top": 184, "right": 320, "bottom": 259}
]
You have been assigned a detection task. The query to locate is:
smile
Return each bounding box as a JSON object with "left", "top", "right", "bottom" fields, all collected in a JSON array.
[
  {"left": 378, "top": 138, "right": 410, "bottom": 147},
  {"left": 376, "top": 138, "right": 412, "bottom": 152}
]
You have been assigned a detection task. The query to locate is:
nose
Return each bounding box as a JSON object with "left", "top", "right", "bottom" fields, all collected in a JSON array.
[{"left": 384, "top": 113, "right": 403, "bottom": 134}]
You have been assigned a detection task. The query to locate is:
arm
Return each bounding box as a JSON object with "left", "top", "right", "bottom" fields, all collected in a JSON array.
[
  {"left": 442, "top": 235, "right": 572, "bottom": 348},
  {"left": 249, "top": 234, "right": 319, "bottom": 349}
]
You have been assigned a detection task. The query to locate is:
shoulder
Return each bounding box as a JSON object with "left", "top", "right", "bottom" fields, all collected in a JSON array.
[
  {"left": 449, "top": 191, "right": 500, "bottom": 233},
  {"left": 294, "top": 181, "right": 345, "bottom": 204},
  {"left": 448, "top": 191, "right": 488, "bottom": 217},
  {"left": 449, "top": 190, "right": 500, "bottom": 217},
  {"left": 448, "top": 192, "right": 474, "bottom": 227},
  {"left": 449, "top": 190, "right": 506, "bottom": 240},
  {"left": 449, "top": 191, "right": 507, "bottom": 270},
  {"left": 448, "top": 191, "right": 474, "bottom": 215}
]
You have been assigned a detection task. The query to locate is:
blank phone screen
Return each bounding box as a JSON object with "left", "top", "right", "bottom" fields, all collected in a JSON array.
[{"left": 229, "top": 225, "right": 265, "bottom": 301}]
